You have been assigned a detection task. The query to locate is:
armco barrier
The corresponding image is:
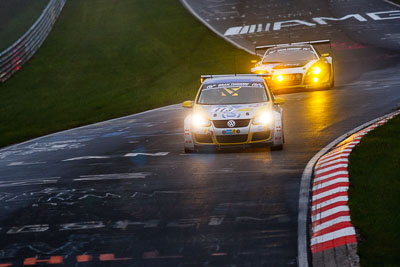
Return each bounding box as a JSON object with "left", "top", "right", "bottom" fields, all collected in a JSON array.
[{"left": 0, "top": 0, "right": 67, "bottom": 82}]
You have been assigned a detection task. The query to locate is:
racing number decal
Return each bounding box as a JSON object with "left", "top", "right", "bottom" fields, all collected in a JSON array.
[{"left": 212, "top": 107, "right": 235, "bottom": 113}]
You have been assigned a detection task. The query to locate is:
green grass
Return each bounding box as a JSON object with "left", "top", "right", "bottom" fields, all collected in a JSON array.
[
  {"left": 348, "top": 114, "right": 400, "bottom": 267},
  {"left": 0, "top": 0, "right": 253, "bottom": 148},
  {"left": 0, "top": 0, "right": 49, "bottom": 51}
]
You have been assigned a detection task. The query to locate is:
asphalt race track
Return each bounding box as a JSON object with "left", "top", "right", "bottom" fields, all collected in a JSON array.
[{"left": 0, "top": 0, "right": 400, "bottom": 266}]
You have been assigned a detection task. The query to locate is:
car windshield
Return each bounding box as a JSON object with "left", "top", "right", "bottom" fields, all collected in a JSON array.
[
  {"left": 197, "top": 82, "right": 268, "bottom": 105},
  {"left": 262, "top": 46, "right": 317, "bottom": 62}
]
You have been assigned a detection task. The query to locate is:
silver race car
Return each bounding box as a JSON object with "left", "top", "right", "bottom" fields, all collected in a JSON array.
[
  {"left": 182, "top": 74, "right": 285, "bottom": 153},
  {"left": 251, "top": 40, "right": 334, "bottom": 90}
]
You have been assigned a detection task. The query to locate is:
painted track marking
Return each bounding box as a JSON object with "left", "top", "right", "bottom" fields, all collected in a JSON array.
[
  {"left": 73, "top": 173, "right": 152, "bottom": 181},
  {"left": 62, "top": 156, "right": 110, "bottom": 161},
  {"left": 298, "top": 110, "right": 400, "bottom": 267},
  {"left": 309, "top": 111, "right": 400, "bottom": 255}
]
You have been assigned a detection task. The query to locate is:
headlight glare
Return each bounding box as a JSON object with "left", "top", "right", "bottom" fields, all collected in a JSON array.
[
  {"left": 276, "top": 75, "right": 284, "bottom": 82},
  {"left": 253, "top": 112, "right": 273, "bottom": 125},
  {"left": 192, "top": 114, "right": 211, "bottom": 127},
  {"left": 312, "top": 66, "right": 322, "bottom": 75}
]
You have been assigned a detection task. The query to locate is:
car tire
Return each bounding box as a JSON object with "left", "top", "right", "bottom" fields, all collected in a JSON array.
[
  {"left": 184, "top": 145, "right": 198, "bottom": 153},
  {"left": 330, "top": 75, "right": 334, "bottom": 88},
  {"left": 184, "top": 147, "right": 194, "bottom": 153},
  {"left": 328, "top": 67, "right": 335, "bottom": 89},
  {"left": 271, "top": 133, "right": 284, "bottom": 151},
  {"left": 271, "top": 144, "right": 283, "bottom": 151}
]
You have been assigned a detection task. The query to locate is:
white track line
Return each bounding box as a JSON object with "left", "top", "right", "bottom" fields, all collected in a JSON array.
[
  {"left": 179, "top": 0, "right": 254, "bottom": 55},
  {"left": 63, "top": 156, "right": 111, "bottom": 161},
  {"left": 384, "top": 0, "right": 400, "bottom": 8}
]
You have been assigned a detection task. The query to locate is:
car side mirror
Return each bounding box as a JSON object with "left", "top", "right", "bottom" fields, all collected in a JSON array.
[
  {"left": 182, "top": 100, "right": 193, "bottom": 108},
  {"left": 322, "top": 53, "right": 330, "bottom": 57},
  {"left": 274, "top": 97, "right": 285, "bottom": 105}
]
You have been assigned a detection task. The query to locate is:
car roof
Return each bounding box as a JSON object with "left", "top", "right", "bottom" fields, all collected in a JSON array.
[{"left": 202, "top": 75, "right": 265, "bottom": 85}]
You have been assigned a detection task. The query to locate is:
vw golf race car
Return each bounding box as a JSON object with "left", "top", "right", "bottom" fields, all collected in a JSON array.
[
  {"left": 251, "top": 40, "right": 334, "bottom": 90},
  {"left": 182, "top": 74, "right": 285, "bottom": 153}
]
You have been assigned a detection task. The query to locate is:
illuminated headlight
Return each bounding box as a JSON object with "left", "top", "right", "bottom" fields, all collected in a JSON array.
[
  {"left": 253, "top": 65, "right": 268, "bottom": 74},
  {"left": 253, "top": 112, "right": 274, "bottom": 125},
  {"left": 313, "top": 77, "right": 319, "bottom": 83},
  {"left": 192, "top": 114, "right": 211, "bottom": 127},
  {"left": 276, "top": 75, "right": 284, "bottom": 82},
  {"left": 312, "top": 66, "right": 322, "bottom": 75},
  {"left": 309, "top": 65, "right": 324, "bottom": 76}
]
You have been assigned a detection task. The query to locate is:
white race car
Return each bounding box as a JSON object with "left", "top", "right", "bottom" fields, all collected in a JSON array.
[
  {"left": 182, "top": 74, "right": 285, "bottom": 153},
  {"left": 251, "top": 40, "right": 334, "bottom": 90}
]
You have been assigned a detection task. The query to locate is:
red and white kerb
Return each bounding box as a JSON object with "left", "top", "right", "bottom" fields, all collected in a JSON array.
[{"left": 310, "top": 113, "right": 399, "bottom": 254}]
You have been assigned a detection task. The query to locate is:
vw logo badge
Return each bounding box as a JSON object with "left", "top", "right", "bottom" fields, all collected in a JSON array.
[{"left": 227, "top": 120, "right": 236, "bottom": 128}]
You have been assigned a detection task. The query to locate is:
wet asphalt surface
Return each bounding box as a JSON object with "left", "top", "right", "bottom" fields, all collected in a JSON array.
[{"left": 0, "top": 0, "right": 400, "bottom": 266}]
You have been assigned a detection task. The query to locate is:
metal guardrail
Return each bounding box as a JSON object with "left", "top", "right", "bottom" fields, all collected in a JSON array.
[{"left": 0, "top": 0, "right": 67, "bottom": 82}]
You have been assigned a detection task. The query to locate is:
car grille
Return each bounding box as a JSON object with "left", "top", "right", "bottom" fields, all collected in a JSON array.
[
  {"left": 252, "top": 131, "right": 271, "bottom": 142},
  {"left": 213, "top": 119, "right": 251, "bottom": 128},
  {"left": 194, "top": 134, "right": 213, "bottom": 143},
  {"left": 216, "top": 135, "right": 248, "bottom": 144},
  {"left": 267, "top": 74, "right": 302, "bottom": 87}
]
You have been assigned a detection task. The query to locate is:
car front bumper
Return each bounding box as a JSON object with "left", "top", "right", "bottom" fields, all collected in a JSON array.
[{"left": 190, "top": 123, "right": 274, "bottom": 148}]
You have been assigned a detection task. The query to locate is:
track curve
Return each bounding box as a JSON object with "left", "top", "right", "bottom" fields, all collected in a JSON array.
[{"left": 0, "top": 0, "right": 399, "bottom": 266}]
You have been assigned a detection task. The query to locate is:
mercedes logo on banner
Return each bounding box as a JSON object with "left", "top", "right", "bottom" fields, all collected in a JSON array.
[{"left": 227, "top": 120, "right": 236, "bottom": 128}]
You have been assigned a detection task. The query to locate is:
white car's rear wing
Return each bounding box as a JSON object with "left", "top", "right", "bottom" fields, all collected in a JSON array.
[{"left": 255, "top": 40, "right": 331, "bottom": 54}]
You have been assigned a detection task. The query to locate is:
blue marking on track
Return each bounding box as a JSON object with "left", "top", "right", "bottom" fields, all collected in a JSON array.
[{"left": 102, "top": 132, "right": 125, "bottom": 138}]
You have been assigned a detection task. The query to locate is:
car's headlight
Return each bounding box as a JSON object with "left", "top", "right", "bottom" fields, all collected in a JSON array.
[
  {"left": 312, "top": 66, "right": 322, "bottom": 75},
  {"left": 192, "top": 114, "right": 211, "bottom": 127},
  {"left": 253, "top": 65, "right": 268, "bottom": 74},
  {"left": 255, "top": 70, "right": 267, "bottom": 74},
  {"left": 276, "top": 75, "right": 284, "bottom": 82},
  {"left": 252, "top": 112, "right": 274, "bottom": 125},
  {"left": 309, "top": 65, "right": 324, "bottom": 76}
]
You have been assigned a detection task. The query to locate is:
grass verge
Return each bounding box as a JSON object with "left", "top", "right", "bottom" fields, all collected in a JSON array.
[
  {"left": 0, "top": 0, "right": 253, "bottom": 148},
  {"left": 0, "top": 0, "right": 49, "bottom": 51},
  {"left": 348, "top": 114, "right": 400, "bottom": 267}
]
